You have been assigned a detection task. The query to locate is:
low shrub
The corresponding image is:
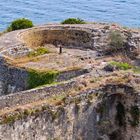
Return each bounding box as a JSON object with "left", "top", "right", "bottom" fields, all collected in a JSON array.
[
  {"left": 27, "top": 69, "right": 59, "bottom": 89},
  {"left": 61, "top": 18, "right": 86, "bottom": 24},
  {"left": 109, "top": 61, "right": 132, "bottom": 70},
  {"left": 28, "top": 47, "right": 49, "bottom": 57},
  {"left": 7, "top": 18, "right": 33, "bottom": 31},
  {"left": 109, "top": 31, "right": 124, "bottom": 49},
  {"left": 106, "top": 30, "right": 124, "bottom": 54}
]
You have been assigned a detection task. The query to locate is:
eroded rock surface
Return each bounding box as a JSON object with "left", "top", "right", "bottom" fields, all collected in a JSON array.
[{"left": 0, "top": 23, "right": 139, "bottom": 140}]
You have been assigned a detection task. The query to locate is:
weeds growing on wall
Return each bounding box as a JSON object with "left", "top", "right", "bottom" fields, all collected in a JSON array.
[
  {"left": 106, "top": 30, "right": 124, "bottom": 54},
  {"left": 28, "top": 69, "right": 59, "bottom": 89},
  {"left": 109, "top": 31, "right": 124, "bottom": 49},
  {"left": 109, "top": 61, "right": 132, "bottom": 70},
  {"left": 28, "top": 47, "right": 50, "bottom": 57}
]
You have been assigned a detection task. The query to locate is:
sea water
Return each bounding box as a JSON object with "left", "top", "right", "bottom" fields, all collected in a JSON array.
[{"left": 0, "top": 0, "right": 140, "bottom": 31}]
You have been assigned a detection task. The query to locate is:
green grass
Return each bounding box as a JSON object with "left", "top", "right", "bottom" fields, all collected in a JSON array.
[
  {"left": 28, "top": 47, "right": 50, "bottom": 57},
  {"left": 110, "top": 61, "right": 132, "bottom": 70},
  {"left": 27, "top": 69, "right": 59, "bottom": 89}
]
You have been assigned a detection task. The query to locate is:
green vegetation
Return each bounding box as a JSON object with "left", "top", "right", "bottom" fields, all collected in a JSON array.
[
  {"left": 51, "top": 107, "right": 65, "bottom": 122},
  {"left": 123, "top": 26, "right": 129, "bottom": 30},
  {"left": 1, "top": 107, "right": 43, "bottom": 124},
  {"left": 130, "top": 106, "right": 140, "bottom": 127},
  {"left": 133, "top": 66, "right": 140, "bottom": 74},
  {"left": 1, "top": 114, "right": 19, "bottom": 124},
  {"left": 7, "top": 18, "right": 33, "bottom": 31},
  {"left": 108, "top": 30, "right": 124, "bottom": 52},
  {"left": 115, "top": 102, "right": 126, "bottom": 127},
  {"left": 61, "top": 18, "right": 86, "bottom": 24},
  {"left": 28, "top": 69, "right": 59, "bottom": 89},
  {"left": 0, "top": 102, "right": 65, "bottom": 125},
  {"left": 28, "top": 47, "right": 50, "bottom": 57},
  {"left": 97, "top": 102, "right": 107, "bottom": 117},
  {"left": 109, "top": 61, "right": 132, "bottom": 70}
]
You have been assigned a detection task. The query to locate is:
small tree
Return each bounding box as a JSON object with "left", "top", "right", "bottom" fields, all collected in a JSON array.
[
  {"left": 7, "top": 18, "right": 33, "bottom": 31},
  {"left": 61, "top": 18, "right": 86, "bottom": 24}
]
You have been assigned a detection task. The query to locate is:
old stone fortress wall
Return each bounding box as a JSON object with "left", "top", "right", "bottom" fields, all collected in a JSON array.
[
  {"left": 0, "top": 23, "right": 139, "bottom": 140},
  {"left": 0, "top": 24, "right": 139, "bottom": 96}
]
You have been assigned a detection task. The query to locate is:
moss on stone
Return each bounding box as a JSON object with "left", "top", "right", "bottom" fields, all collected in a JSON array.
[
  {"left": 28, "top": 47, "right": 50, "bottom": 57},
  {"left": 27, "top": 69, "right": 59, "bottom": 89}
]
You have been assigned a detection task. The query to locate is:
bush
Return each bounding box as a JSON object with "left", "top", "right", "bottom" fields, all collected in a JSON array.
[
  {"left": 109, "top": 31, "right": 124, "bottom": 48},
  {"left": 28, "top": 47, "right": 49, "bottom": 57},
  {"left": 27, "top": 69, "right": 59, "bottom": 89},
  {"left": 61, "top": 18, "right": 86, "bottom": 24},
  {"left": 109, "top": 61, "right": 132, "bottom": 70},
  {"left": 7, "top": 18, "right": 33, "bottom": 31}
]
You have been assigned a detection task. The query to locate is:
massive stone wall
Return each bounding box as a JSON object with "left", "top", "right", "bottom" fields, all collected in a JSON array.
[
  {"left": 0, "top": 54, "right": 90, "bottom": 96},
  {"left": 0, "top": 24, "right": 139, "bottom": 139},
  {"left": 0, "top": 84, "right": 139, "bottom": 140},
  {"left": 19, "top": 25, "right": 110, "bottom": 52},
  {"left": 0, "top": 57, "right": 28, "bottom": 96},
  {"left": 57, "top": 68, "right": 91, "bottom": 82},
  {"left": 0, "top": 81, "right": 77, "bottom": 109},
  {"left": 0, "top": 24, "right": 139, "bottom": 59},
  {"left": 0, "top": 23, "right": 139, "bottom": 95}
]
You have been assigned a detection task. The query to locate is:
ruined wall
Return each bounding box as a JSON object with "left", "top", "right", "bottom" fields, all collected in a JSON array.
[
  {"left": 0, "top": 84, "right": 139, "bottom": 140},
  {"left": 0, "top": 81, "right": 77, "bottom": 109},
  {"left": 57, "top": 68, "right": 91, "bottom": 82},
  {"left": 19, "top": 25, "right": 140, "bottom": 59},
  {"left": 0, "top": 57, "right": 28, "bottom": 96},
  {"left": 21, "top": 28, "right": 94, "bottom": 50},
  {"left": 0, "top": 56, "right": 90, "bottom": 96},
  {"left": 0, "top": 24, "right": 139, "bottom": 58}
]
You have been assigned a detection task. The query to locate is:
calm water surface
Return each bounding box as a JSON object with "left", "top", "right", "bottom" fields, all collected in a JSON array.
[{"left": 0, "top": 0, "right": 140, "bottom": 30}]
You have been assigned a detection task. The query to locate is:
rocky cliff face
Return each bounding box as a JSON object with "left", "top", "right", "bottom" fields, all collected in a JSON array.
[{"left": 0, "top": 84, "right": 139, "bottom": 140}]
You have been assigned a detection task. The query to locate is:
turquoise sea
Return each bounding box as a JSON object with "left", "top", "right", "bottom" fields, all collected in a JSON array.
[{"left": 0, "top": 0, "right": 140, "bottom": 31}]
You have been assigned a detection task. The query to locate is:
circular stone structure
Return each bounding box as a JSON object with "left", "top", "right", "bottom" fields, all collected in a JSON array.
[
  {"left": 0, "top": 23, "right": 139, "bottom": 60},
  {"left": 0, "top": 23, "right": 139, "bottom": 95},
  {"left": 0, "top": 24, "right": 139, "bottom": 140}
]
